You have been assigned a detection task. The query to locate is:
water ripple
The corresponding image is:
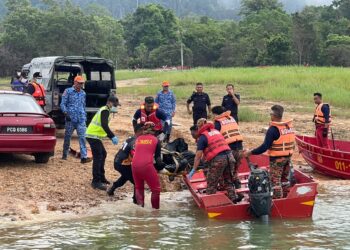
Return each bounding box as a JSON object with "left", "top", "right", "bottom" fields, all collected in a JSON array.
[{"left": 1, "top": 186, "right": 350, "bottom": 249}]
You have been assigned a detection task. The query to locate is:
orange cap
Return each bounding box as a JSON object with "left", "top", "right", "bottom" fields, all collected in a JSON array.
[
  {"left": 162, "top": 81, "right": 170, "bottom": 87},
  {"left": 74, "top": 75, "right": 85, "bottom": 83}
]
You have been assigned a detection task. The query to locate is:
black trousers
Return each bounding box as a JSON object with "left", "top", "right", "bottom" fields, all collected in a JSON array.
[
  {"left": 112, "top": 163, "right": 136, "bottom": 202},
  {"left": 87, "top": 138, "right": 107, "bottom": 184},
  {"left": 193, "top": 111, "right": 207, "bottom": 125}
]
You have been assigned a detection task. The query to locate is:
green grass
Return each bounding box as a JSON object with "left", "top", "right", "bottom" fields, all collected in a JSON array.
[
  {"left": 116, "top": 69, "right": 163, "bottom": 80},
  {"left": 0, "top": 77, "right": 11, "bottom": 86},
  {"left": 239, "top": 107, "right": 268, "bottom": 122},
  {"left": 116, "top": 66, "right": 350, "bottom": 108}
]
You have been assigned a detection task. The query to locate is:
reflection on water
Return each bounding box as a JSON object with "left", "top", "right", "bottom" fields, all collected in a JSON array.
[{"left": 1, "top": 184, "right": 350, "bottom": 249}]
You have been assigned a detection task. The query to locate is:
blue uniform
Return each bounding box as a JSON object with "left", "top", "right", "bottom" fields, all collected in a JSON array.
[
  {"left": 155, "top": 90, "right": 176, "bottom": 134},
  {"left": 321, "top": 104, "right": 330, "bottom": 123},
  {"left": 11, "top": 80, "right": 25, "bottom": 92},
  {"left": 187, "top": 92, "right": 211, "bottom": 125},
  {"left": 155, "top": 90, "right": 176, "bottom": 119},
  {"left": 222, "top": 94, "right": 240, "bottom": 122},
  {"left": 60, "top": 87, "right": 87, "bottom": 159}
]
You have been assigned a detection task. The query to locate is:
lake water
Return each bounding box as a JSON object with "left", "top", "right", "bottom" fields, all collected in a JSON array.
[{"left": 1, "top": 183, "right": 350, "bottom": 250}]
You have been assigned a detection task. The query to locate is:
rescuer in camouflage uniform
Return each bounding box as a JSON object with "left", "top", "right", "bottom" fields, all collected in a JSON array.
[
  {"left": 212, "top": 106, "right": 243, "bottom": 191},
  {"left": 189, "top": 119, "right": 238, "bottom": 202},
  {"left": 270, "top": 157, "right": 291, "bottom": 198},
  {"left": 244, "top": 105, "right": 295, "bottom": 199}
]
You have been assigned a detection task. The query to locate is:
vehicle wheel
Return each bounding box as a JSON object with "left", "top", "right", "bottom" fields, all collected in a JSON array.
[{"left": 34, "top": 153, "right": 51, "bottom": 164}]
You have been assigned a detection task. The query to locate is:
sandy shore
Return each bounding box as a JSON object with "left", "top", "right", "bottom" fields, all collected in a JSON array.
[{"left": 1, "top": 79, "right": 349, "bottom": 225}]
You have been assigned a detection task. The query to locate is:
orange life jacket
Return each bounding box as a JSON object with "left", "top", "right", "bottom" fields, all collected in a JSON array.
[
  {"left": 268, "top": 120, "right": 295, "bottom": 157},
  {"left": 215, "top": 111, "right": 243, "bottom": 144},
  {"left": 31, "top": 82, "right": 46, "bottom": 106},
  {"left": 198, "top": 122, "right": 230, "bottom": 161},
  {"left": 314, "top": 103, "right": 331, "bottom": 125},
  {"left": 140, "top": 103, "right": 162, "bottom": 131}
]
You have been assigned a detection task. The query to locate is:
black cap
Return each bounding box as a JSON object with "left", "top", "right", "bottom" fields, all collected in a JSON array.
[
  {"left": 33, "top": 72, "right": 42, "bottom": 78},
  {"left": 108, "top": 95, "right": 121, "bottom": 107},
  {"left": 144, "top": 96, "right": 154, "bottom": 104}
]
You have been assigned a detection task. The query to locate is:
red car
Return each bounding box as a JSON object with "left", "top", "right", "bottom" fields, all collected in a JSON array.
[{"left": 0, "top": 91, "right": 56, "bottom": 163}]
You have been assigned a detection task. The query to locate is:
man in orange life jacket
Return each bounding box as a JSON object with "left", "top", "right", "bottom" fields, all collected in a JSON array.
[
  {"left": 189, "top": 118, "right": 238, "bottom": 203},
  {"left": 132, "top": 96, "right": 170, "bottom": 139},
  {"left": 212, "top": 106, "right": 243, "bottom": 193},
  {"left": 26, "top": 72, "right": 46, "bottom": 109},
  {"left": 313, "top": 93, "right": 331, "bottom": 148},
  {"left": 244, "top": 105, "right": 295, "bottom": 199},
  {"left": 131, "top": 123, "right": 168, "bottom": 209}
]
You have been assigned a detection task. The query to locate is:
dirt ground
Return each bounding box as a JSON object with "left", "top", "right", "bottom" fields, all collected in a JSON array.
[{"left": 1, "top": 79, "right": 350, "bottom": 224}]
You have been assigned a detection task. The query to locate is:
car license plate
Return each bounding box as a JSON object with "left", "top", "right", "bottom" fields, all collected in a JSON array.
[{"left": 1, "top": 126, "right": 32, "bottom": 134}]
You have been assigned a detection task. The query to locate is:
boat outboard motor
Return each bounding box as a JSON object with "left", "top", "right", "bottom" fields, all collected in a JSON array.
[{"left": 248, "top": 161, "right": 272, "bottom": 219}]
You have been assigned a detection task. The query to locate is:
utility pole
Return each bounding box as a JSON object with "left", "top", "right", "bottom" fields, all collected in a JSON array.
[
  {"left": 180, "top": 42, "right": 184, "bottom": 70},
  {"left": 137, "top": 0, "right": 139, "bottom": 8}
]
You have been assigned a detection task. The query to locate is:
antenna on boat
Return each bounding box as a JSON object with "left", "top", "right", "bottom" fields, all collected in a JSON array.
[{"left": 330, "top": 127, "right": 336, "bottom": 150}]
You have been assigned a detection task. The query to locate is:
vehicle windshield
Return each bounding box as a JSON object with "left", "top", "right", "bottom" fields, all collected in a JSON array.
[{"left": 0, "top": 94, "right": 44, "bottom": 113}]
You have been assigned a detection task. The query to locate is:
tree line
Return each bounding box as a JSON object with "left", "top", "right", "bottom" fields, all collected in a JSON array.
[
  {"left": 0, "top": 0, "right": 349, "bottom": 76},
  {"left": 2, "top": 0, "right": 333, "bottom": 21}
]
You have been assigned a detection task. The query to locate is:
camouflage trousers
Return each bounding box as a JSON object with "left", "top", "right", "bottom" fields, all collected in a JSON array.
[
  {"left": 206, "top": 152, "right": 237, "bottom": 201},
  {"left": 270, "top": 156, "right": 291, "bottom": 199},
  {"left": 231, "top": 149, "right": 242, "bottom": 189},
  {"left": 217, "top": 149, "right": 241, "bottom": 190}
]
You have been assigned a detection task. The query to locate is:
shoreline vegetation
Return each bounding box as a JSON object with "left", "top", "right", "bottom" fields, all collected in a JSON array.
[
  {"left": 3, "top": 66, "right": 349, "bottom": 119},
  {"left": 116, "top": 66, "right": 350, "bottom": 110}
]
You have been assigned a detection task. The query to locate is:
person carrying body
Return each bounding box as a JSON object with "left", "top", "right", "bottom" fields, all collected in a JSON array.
[
  {"left": 132, "top": 96, "right": 170, "bottom": 140},
  {"left": 131, "top": 123, "right": 168, "bottom": 209},
  {"left": 244, "top": 105, "right": 295, "bottom": 199},
  {"left": 86, "top": 95, "right": 121, "bottom": 190},
  {"left": 107, "top": 124, "right": 144, "bottom": 203},
  {"left": 189, "top": 118, "right": 239, "bottom": 203},
  {"left": 313, "top": 93, "right": 331, "bottom": 148}
]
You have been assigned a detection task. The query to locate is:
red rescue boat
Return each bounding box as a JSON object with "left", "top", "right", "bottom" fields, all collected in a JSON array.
[
  {"left": 296, "top": 135, "right": 350, "bottom": 179},
  {"left": 183, "top": 154, "right": 318, "bottom": 220}
]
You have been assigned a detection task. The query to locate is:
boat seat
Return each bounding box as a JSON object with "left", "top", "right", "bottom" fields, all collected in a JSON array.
[
  {"left": 241, "top": 179, "right": 248, "bottom": 185},
  {"left": 236, "top": 188, "right": 249, "bottom": 193},
  {"left": 196, "top": 185, "right": 249, "bottom": 194},
  {"left": 190, "top": 178, "right": 206, "bottom": 183}
]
